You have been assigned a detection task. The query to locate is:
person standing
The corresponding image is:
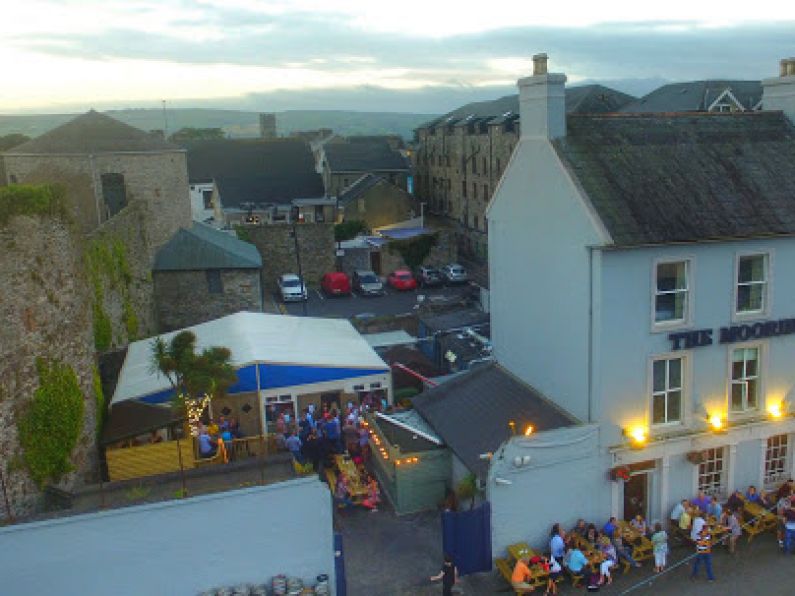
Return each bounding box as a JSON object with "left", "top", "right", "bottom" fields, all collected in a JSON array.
[
  {"left": 430, "top": 553, "right": 458, "bottom": 596},
  {"left": 650, "top": 522, "right": 668, "bottom": 573},
  {"left": 726, "top": 508, "right": 742, "bottom": 554},
  {"left": 783, "top": 502, "right": 795, "bottom": 554},
  {"left": 690, "top": 526, "right": 715, "bottom": 582}
]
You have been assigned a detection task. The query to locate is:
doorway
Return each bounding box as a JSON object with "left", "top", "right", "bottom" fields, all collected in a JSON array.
[
  {"left": 623, "top": 472, "right": 648, "bottom": 521},
  {"left": 370, "top": 251, "right": 382, "bottom": 275}
]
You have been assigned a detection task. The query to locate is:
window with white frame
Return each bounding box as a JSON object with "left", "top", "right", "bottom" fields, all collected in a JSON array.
[
  {"left": 654, "top": 260, "right": 689, "bottom": 324},
  {"left": 698, "top": 447, "right": 725, "bottom": 497},
  {"left": 652, "top": 357, "right": 683, "bottom": 425},
  {"left": 736, "top": 254, "right": 768, "bottom": 314},
  {"left": 764, "top": 434, "right": 788, "bottom": 487},
  {"left": 730, "top": 347, "right": 759, "bottom": 412}
]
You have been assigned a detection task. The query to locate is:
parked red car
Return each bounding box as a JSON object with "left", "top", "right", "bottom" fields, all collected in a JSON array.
[
  {"left": 387, "top": 269, "right": 417, "bottom": 291},
  {"left": 321, "top": 271, "right": 351, "bottom": 296}
]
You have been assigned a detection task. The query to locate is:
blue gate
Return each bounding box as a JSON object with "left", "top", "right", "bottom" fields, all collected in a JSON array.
[
  {"left": 334, "top": 532, "right": 346, "bottom": 596},
  {"left": 441, "top": 501, "right": 492, "bottom": 575}
]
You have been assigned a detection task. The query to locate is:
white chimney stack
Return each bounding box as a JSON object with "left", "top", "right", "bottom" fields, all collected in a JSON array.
[
  {"left": 518, "top": 53, "right": 567, "bottom": 140},
  {"left": 762, "top": 56, "right": 795, "bottom": 124}
]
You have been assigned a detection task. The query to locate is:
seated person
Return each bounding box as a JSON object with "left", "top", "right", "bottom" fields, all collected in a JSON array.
[
  {"left": 630, "top": 514, "right": 649, "bottom": 536},
  {"left": 602, "top": 517, "right": 618, "bottom": 539},
  {"left": 530, "top": 555, "right": 561, "bottom": 595},
  {"left": 510, "top": 557, "right": 535, "bottom": 594},
  {"left": 746, "top": 485, "right": 762, "bottom": 504},
  {"left": 613, "top": 533, "right": 641, "bottom": 568},
  {"left": 198, "top": 430, "right": 217, "bottom": 458},
  {"left": 706, "top": 496, "right": 722, "bottom": 519},
  {"left": 670, "top": 499, "right": 688, "bottom": 529},
  {"left": 777, "top": 479, "right": 794, "bottom": 500},
  {"left": 550, "top": 523, "right": 566, "bottom": 561},
  {"left": 585, "top": 524, "right": 599, "bottom": 546},
  {"left": 678, "top": 506, "right": 692, "bottom": 532},
  {"left": 334, "top": 475, "right": 354, "bottom": 508},
  {"left": 572, "top": 518, "right": 588, "bottom": 537},
  {"left": 727, "top": 489, "right": 744, "bottom": 511},
  {"left": 564, "top": 546, "right": 588, "bottom": 575},
  {"left": 228, "top": 417, "right": 243, "bottom": 439},
  {"left": 361, "top": 476, "right": 381, "bottom": 512},
  {"left": 691, "top": 490, "right": 710, "bottom": 514},
  {"left": 218, "top": 415, "right": 230, "bottom": 433},
  {"left": 598, "top": 536, "right": 617, "bottom": 584},
  {"left": 207, "top": 418, "right": 219, "bottom": 436}
]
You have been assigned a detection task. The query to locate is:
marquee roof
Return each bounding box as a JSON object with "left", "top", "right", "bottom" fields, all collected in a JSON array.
[{"left": 111, "top": 312, "right": 389, "bottom": 406}]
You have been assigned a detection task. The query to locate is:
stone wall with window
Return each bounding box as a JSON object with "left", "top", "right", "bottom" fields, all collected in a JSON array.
[{"left": 153, "top": 268, "right": 262, "bottom": 331}]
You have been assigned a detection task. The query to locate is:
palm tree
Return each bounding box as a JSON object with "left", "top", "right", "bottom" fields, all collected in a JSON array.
[{"left": 150, "top": 331, "right": 236, "bottom": 435}]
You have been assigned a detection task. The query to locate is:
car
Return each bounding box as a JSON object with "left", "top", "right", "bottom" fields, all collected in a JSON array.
[
  {"left": 352, "top": 270, "right": 385, "bottom": 296},
  {"left": 417, "top": 266, "right": 444, "bottom": 288},
  {"left": 321, "top": 271, "right": 351, "bottom": 296},
  {"left": 441, "top": 263, "right": 469, "bottom": 284},
  {"left": 277, "top": 273, "right": 307, "bottom": 302},
  {"left": 387, "top": 268, "right": 417, "bottom": 291}
]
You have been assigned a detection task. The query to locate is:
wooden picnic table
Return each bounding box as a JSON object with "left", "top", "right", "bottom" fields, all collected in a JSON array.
[
  {"left": 507, "top": 542, "right": 538, "bottom": 563},
  {"left": 741, "top": 498, "right": 778, "bottom": 542},
  {"left": 504, "top": 543, "right": 553, "bottom": 591},
  {"left": 616, "top": 521, "right": 654, "bottom": 562},
  {"left": 334, "top": 454, "right": 367, "bottom": 498}
]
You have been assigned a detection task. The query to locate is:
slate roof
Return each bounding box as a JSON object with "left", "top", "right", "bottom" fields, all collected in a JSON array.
[
  {"left": 412, "top": 363, "right": 577, "bottom": 478},
  {"left": 6, "top": 110, "right": 179, "bottom": 154},
  {"left": 620, "top": 80, "right": 762, "bottom": 113},
  {"left": 324, "top": 140, "right": 409, "bottom": 173},
  {"left": 153, "top": 222, "right": 262, "bottom": 271},
  {"left": 337, "top": 173, "right": 385, "bottom": 204},
  {"left": 420, "top": 84, "right": 635, "bottom": 129},
  {"left": 555, "top": 111, "right": 795, "bottom": 246},
  {"left": 214, "top": 173, "right": 325, "bottom": 208}
]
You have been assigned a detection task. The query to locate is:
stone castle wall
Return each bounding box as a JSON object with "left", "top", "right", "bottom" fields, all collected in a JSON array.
[
  {"left": 0, "top": 215, "right": 98, "bottom": 520},
  {"left": 153, "top": 269, "right": 263, "bottom": 331},
  {"left": 241, "top": 224, "right": 336, "bottom": 292}
]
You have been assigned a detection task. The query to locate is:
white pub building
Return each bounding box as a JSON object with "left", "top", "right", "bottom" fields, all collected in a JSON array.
[{"left": 485, "top": 54, "right": 795, "bottom": 544}]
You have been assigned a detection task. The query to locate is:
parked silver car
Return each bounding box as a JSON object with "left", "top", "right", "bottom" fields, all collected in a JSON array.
[
  {"left": 441, "top": 263, "right": 469, "bottom": 284},
  {"left": 278, "top": 273, "right": 307, "bottom": 302},
  {"left": 352, "top": 269, "right": 385, "bottom": 296}
]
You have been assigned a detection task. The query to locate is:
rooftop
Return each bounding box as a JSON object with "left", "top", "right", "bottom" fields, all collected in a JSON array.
[
  {"left": 324, "top": 140, "right": 409, "bottom": 173},
  {"left": 555, "top": 111, "right": 795, "bottom": 246},
  {"left": 412, "top": 363, "right": 577, "bottom": 478},
  {"left": 620, "top": 80, "right": 762, "bottom": 113},
  {"left": 153, "top": 223, "right": 262, "bottom": 271},
  {"left": 5, "top": 110, "right": 179, "bottom": 155}
]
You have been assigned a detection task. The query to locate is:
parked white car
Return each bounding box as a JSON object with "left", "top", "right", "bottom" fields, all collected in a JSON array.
[
  {"left": 278, "top": 273, "right": 307, "bottom": 302},
  {"left": 441, "top": 263, "right": 469, "bottom": 284}
]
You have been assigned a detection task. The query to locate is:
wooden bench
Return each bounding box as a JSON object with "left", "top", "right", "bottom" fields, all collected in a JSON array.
[
  {"left": 292, "top": 459, "right": 314, "bottom": 476},
  {"left": 495, "top": 558, "right": 521, "bottom": 595}
]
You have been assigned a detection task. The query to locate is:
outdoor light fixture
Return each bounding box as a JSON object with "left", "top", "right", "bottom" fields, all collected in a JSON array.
[
  {"left": 524, "top": 425, "right": 534, "bottom": 436},
  {"left": 508, "top": 420, "right": 516, "bottom": 435},
  {"left": 709, "top": 414, "right": 725, "bottom": 432},
  {"left": 624, "top": 425, "right": 648, "bottom": 448},
  {"left": 767, "top": 402, "right": 784, "bottom": 419}
]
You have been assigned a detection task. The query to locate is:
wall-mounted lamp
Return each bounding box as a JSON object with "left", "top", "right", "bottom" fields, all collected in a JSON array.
[
  {"left": 524, "top": 425, "right": 534, "bottom": 436},
  {"left": 623, "top": 425, "right": 648, "bottom": 448},
  {"left": 708, "top": 413, "right": 726, "bottom": 432},
  {"left": 767, "top": 400, "right": 787, "bottom": 420},
  {"left": 508, "top": 420, "right": 516, "bottom": 435}
]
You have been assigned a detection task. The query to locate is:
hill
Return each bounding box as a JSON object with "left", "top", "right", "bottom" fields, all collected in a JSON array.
[{"left": 0, "top": 108, "right": 437, "bottom": 141}]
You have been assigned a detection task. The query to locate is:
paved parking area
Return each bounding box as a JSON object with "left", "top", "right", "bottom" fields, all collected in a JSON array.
[{"left": 275, "top": 284, "right": 473, "bottom": 319}]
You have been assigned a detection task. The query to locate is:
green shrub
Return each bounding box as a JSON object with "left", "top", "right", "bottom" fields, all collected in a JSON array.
[
  {"left": 0, "top": 184, "right": 69, "bottom": 226},
  {"left": 93, "top": 365, "right": 105, "bottom": 440},
  {"left": 387, "top": 233, "right": 438, "bottom": 270},
  {"left": 17, "top": 359, "right": 85, "bottom": 488}
]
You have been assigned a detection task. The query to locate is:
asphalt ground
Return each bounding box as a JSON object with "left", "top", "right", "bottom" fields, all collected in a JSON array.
[
  {"left": 274, "top": 283, "right": 473, "bottom": 319},
  {"left": 338, "top": 505, "right": 794, "bottom": 596}
]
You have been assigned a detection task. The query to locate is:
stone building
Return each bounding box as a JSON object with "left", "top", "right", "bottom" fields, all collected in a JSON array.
[
  {"left": 259, "top": 113, "right": 277, "bottom": 139},
  {"left": 412, "top": 85, "right": 634, "bottom": 267},
  {"left": 320, "top": 137, "right": 410, "bottom": 196},
  {"left": 620, "top": 80, "right": 762, "bottom": 113},
  {"left": 153, "top": 222, "right": 263, "bottom": 331},
  {"left": 337, "top": 173, "right": 419, "bottom": 230},
  {"left": 0, "top": 187, "right": 99, "bottom": 519},
  {"left": 183, "top": 138, "right": 328, "bottom": 226},
  {"left": 1, "top": 111, "right": 192, "bottom": 345}
]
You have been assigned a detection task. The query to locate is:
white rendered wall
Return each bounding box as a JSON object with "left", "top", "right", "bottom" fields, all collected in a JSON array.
[{"left": 0, "top": 479, "right": 335, "bottom": 596}]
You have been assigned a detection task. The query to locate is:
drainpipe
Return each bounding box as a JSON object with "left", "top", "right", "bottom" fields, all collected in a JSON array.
[{"left": 587, "top": 246, "right": 594, "bottom": 424}]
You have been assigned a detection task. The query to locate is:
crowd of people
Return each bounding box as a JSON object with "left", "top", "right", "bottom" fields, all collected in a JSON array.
[{"left": 508, "top": 478, "right": 795, "bottom": 593}]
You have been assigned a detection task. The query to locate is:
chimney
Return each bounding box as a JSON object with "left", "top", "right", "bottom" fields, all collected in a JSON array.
[
  {"left": 762, "top": 57, "right": 795, "bottom": 124},
  {"left": 518, "top": 53, "right": 567, "bottom": 140}
]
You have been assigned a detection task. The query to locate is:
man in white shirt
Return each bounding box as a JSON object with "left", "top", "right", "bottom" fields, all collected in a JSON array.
[{"left": 690, "top": 512, "right": 706, "bottom": 542}]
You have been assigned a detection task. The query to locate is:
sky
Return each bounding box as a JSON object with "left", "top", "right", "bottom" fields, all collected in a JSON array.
[{"left": 2, "top": 0, "right": 795, "bottom": 114}]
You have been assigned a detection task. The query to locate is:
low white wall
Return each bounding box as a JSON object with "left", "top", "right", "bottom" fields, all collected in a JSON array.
[{"left": 0, "top": 478, "right": 335, "bottom": 595}]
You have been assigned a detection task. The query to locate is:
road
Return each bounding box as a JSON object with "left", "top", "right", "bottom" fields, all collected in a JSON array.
[{"left": 273, "top": 284, "right": 474, "bottom": 319}]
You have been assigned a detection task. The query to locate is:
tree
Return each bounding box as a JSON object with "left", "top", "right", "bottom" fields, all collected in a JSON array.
[
  {"left": 334, "top": 219, "right": 368, "bottom": 244},
  {"left": 455, "top": 472, "right": 480, "bottom": 510},
  {"left": 150, "top": 331, "right": 236, "bottom": 434}
]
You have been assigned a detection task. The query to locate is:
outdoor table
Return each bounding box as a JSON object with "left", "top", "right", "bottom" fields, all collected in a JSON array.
[
  {"left": 572, "top": 533, "right": 595, "bottom": 552},
  {"left": 706, "top": 517, "right": 730, "bottom": 546},
  {"left": 507, "top": 542, "right": 537, "bottom": 563},
  {"left": 505, "top": 543, "right": 549, "bottom": 590},
  {"left": 616, "top": 521, "right": 654, "bottom": 562},
  {"left": 334, "top": 454, "right": 368, "bottom": 499},
  {"left": 740, "top": 498, "right": 778, "bottom": 542}
]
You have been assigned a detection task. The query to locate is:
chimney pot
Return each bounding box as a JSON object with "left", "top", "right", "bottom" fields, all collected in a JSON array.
[
  {"left": 532, "top": 53, "right": 549, "bottom": 76},
  {"left": 787, "top": 58, "right": 795, "bottom": 77},
  {"left": 780, "top": 59, "right": 789, "bottom": 77}
]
